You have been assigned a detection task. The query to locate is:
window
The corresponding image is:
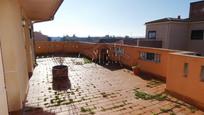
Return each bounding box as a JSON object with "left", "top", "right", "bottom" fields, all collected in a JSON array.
[
  {"left": 201, "top": 66, "right": 204, "bottom": 81},
  {"left": 148, "top": 31, "right": 156, "bottom": 39},
  {"left": 191, "top": 30, "right": 203, "bottom": 40},
  {"left": 114, "top": 48, "right": 124, "bottom": 56},
  {"left": 139, "top": 52, "right": 160, "bottom": 63},
  {"left": 184, "top": 63, "right": 189, "bottom": 77},
  {"left": 154, "top": 54, "right": 160, "bottom": 63},
  {"left": 146, "top": 53, "right": 155, "bottom": 61}
]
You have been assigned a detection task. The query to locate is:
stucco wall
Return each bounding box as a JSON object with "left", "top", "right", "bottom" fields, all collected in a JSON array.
[
  {"left": 188, "top": 22, "right": 204, "bottom": 55},
  {"left": 190, "top": 1, "right": 204, "bottom": 22},
  {"left": 167, "top": 53, "right": 204, "bottom": 110},
  {"left": 0, "top": 0, "right": 29, "bottom": 112},
  {"left": 169, "top": 23, "right": 189, "bottom": 50},
  {"left": 35, "top": 41, "right": 175, "bottom": 79},
  {"left": 22, "top": 10, "right": 35, "bottom": 75},
  {"left": 146, "top": 22, "right": 190, "bottom": 51},
  {"left": 146, "top": 23, "right": 170, "bottom": 48},
  {"left": 146, "top": 22, "right": 204, "bottom": 55}
]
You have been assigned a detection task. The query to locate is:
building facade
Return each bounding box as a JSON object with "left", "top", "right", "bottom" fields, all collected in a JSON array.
[
  {"left": 0, "top": 0, "right": 63, "bottom": 114},
  {"left": 145, "top": 1, "right": 204, "bottom": 55}
]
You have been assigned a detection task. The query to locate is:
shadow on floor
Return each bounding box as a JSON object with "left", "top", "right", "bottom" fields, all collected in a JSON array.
[
  {"left": 23, "top": 106, "right": 55, "bottom": 115},
  {"left": 98, "top": 62, "right": 125, "bottom": 71},
  {"left": 138, "top": 71, "right": 166, "bottom": 82},
  {"left": 52, "top": 77, "right": 71, "bottom": 91}
]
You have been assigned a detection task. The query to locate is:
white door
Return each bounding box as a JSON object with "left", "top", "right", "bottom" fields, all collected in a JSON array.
[{"left": 0, "top": 42, "right": 9, "bottom": 115}]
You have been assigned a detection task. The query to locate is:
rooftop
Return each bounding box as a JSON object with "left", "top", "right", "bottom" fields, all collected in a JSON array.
[
  {"left": 191, "top": 0, "right": 204, "bottom": 5},
  {"left": 24, "top": 57, "right": 204, "bottom": 115},
  {"left": 145, "top": 18, "right": 189, "bottom": 25}
]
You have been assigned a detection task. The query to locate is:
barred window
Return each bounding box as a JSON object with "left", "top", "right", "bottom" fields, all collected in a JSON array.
[
  {"left": 139, "top": 52, "right": 160, "bottom": 63},
  {"left": 191, "top": 30, "right": 203, "bottom": 40},
  {"left": 115, "top": 48, "right": 124, "bottom": 56},
  {"left": 148, "top": 31, "right": 156, "bottom": 39}
]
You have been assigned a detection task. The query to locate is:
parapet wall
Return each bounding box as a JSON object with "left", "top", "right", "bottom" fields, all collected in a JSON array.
[
  {"left": 167, "top": 52, "right": 204, "bottom": 110},
  {"left": 35, "top": 41, "right": 204, "bottom": 110},
  {"left": 35, "top": 41, "right": 174, "bottom": 79}
]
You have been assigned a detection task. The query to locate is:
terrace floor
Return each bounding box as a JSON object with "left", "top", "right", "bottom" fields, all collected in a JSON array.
[{"left": 24, "top": 57, "right": 204, "bottom": 115}]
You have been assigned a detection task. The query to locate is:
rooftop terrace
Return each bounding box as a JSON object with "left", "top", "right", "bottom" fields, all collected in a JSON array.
[{"left": 23, "top": 57, "right": 204, "bottom": 115}]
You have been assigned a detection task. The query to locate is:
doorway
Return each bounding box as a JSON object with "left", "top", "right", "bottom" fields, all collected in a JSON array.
[{"left": 100, "top": 48, "right": 109, "bottom": 65}]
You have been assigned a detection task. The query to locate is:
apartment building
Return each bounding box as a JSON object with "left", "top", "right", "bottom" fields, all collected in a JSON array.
[
  {"left": 0, "top": 0, "right": 63, "bottom": 114},
  {"left": 145, "top": 1, "right": 204, "bottom": 55}
]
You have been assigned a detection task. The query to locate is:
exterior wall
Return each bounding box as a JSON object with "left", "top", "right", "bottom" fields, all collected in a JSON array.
[
  {"left": 0, "top": 43, "right": 9, "bottom": 115},
  {"left": 35, "top": 41, "right": 204, "bottom": 110},
  {"left": 0, "top": 0, "right": 29, "bottom": 112},
  {"left": 188, "top": 22, "right": 204, "bottom": 55},
  {"left": 22, "top": 11, "right": 35, "bottom": 76},
  {"left": 146, "top": 23, "right": 170, "bottom": 48},
  {"left": 167, "top": 53, "right": 204, "bottom": 110},
  {"left": 168, "top": 23, "right": 189, "bottom": 50},
  {"left": 190, "top": 1, "right": 204, "bottom": 22},
  {"left": 35, "top": 41, "right": 175, "bottom": 79},
  {"left": 146, "top": 22, "right": 189, "bottom": 50}
]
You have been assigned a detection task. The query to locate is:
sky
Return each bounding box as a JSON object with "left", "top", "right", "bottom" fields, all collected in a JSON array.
[{"left": 34, "top": 0, "right": 199, "bottom": 37}]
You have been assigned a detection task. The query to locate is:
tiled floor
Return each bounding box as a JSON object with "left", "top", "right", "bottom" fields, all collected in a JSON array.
[{"left": 24, "top": 57, "right": 204, "bottom": 115}]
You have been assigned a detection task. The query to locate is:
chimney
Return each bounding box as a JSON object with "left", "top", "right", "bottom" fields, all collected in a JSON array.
[{"left": 177, "top": 15, "right": 181, "bottom": 19}]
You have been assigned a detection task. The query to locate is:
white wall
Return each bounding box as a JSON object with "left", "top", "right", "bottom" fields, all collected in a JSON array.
[
  {"left": 0, "top": 0, "right": 29, "bottom": 112},
  {"left": 0, "top": 42, "right": 8, "bottom": 115}
]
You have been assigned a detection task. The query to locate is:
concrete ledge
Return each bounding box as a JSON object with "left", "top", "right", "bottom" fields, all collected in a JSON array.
[{"left": 166, "top": 89, "right": 204, "bottom": 111}]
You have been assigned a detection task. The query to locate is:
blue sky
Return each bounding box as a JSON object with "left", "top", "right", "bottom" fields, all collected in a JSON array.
[{"left": 34, "top": 0, "right": 199, "bottom": 37}]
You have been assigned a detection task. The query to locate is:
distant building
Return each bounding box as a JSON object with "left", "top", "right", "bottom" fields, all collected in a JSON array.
[
  {"left": 99, "top": 38, "right": 123, "bottom": 43},
  {"left": 49, "top": 37, "right": 64, "bottom": 41},
  {"left": 34, "top": 32, "right": 161, "bottom": 48},
  {"left": 34, "top": 32, "right": 65, "bottom": 42},
  {"left": 34, "top": 32, "right": 49, "bottom": 41},
  {"left": 98, "top": 38, "right": 162, "bottom": 48},
  {"left": 145, "top": 0, "right": 204, "bottom": 55}
]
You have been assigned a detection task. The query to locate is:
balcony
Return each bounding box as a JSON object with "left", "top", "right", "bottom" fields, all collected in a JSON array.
[
  {"left": 22, "top": 41, "right": 204, "bottom": 114},
  {"left": 24, "top": 57, "right": 203, "bottom": 115}
]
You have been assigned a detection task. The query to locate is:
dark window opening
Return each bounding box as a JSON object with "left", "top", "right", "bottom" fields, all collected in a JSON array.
[
  {"left": 148, "top": 31, "right": 156, "bottom": 39},
  {"left": 191, "top": 30, "right": 203, "bottom": 40},
  {"left": 146, "top": 53, "right": 155, "bottom": 61}
]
